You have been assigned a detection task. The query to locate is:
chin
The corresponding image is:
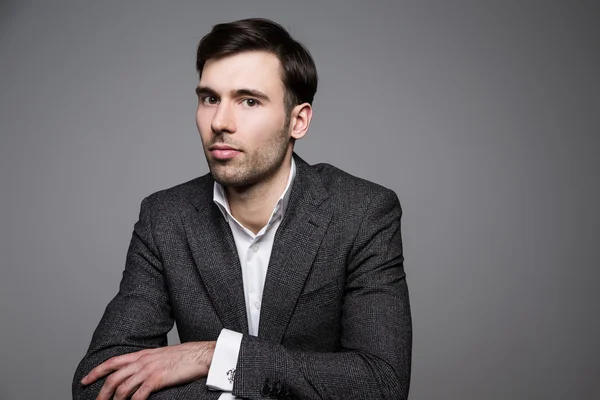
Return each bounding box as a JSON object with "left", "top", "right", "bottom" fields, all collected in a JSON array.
[
  {"left": 210, "top": 166, "right": 246, "bottom": 187},
  {"left": 213, "top": 170, "right": 264, "bottom": 189}
]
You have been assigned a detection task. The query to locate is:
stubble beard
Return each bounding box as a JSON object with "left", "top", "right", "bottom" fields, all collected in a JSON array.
[{"left": 206, "top": 118, "right": 291, "bottom": 188}]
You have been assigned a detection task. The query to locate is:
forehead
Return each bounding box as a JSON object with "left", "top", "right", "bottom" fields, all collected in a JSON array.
[{"left": 199, "top": 51, "right": 285, "bottom": 97}]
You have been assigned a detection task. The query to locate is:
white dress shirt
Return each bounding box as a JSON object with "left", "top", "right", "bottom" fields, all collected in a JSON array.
[{"left": 206, "top": 158, "right": 296, "bottom": 398}]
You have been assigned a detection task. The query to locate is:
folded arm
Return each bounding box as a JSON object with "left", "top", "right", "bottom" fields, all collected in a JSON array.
[{"left": 72, "top": 197, "right": 220, "bottom": 400}]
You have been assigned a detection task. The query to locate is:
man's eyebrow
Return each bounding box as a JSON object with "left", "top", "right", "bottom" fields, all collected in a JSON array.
[
  {"left": 195, "top": 86, "right": 271, "bottom": 102},
  {"left": 195, "top": 86, "right": 216, "bottom": 96},
  {"left": 232, "top": 88, "right": 270, "bottom": 102}
]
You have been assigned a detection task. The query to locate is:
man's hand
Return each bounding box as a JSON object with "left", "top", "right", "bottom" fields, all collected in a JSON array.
[{"left": 80, "top": 341, "right": 216, "bottom": 400}]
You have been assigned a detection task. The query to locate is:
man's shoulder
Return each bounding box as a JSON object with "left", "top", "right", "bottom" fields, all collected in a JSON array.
[
  {"left": 141, "top": 173, "right": 212, "bottom": 211},
  {"left": 306, "top": 162, "right": 402, "bottom": 226},
  {"left": 309, "top": 162, "right": 398, "bottom": 204}
]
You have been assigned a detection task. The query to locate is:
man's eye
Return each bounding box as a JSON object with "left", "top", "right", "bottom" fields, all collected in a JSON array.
[
  {"left": 241, "top": 98, "right": 259, "bottom": 107},
  {"left": 202, "top": 96, "right": 219, "bottom": 105}
]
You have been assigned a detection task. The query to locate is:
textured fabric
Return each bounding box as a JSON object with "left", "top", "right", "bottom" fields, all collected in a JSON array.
[{"left": 72, "top": 153, "right": 412, "bottom": 400}]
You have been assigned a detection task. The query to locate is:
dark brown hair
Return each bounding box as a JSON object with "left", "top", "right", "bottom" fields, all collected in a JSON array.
[{"left": 196, "top": 18, "right": 318, "bottom": 113}]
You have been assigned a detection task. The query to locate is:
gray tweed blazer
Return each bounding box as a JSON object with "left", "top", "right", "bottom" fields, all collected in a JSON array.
[{"left": 73, "top": 154, "right": 412, "bottom": 400}]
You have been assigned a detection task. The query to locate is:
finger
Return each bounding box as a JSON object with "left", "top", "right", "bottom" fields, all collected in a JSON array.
[
  {"left": 95, "top": 361, "right": 143, "bottom": 400},
  {"left": 129, "top": 364, "right": 164, "bottom": 400},
  {"left": 112, "top": 365, "right": 153, "bottom": 400},
  {"left": 82, "top": 351, "right": 148, "bottom": 385},
  {"left": 131, "top": 381, "right": 158, "bottom": 400}
]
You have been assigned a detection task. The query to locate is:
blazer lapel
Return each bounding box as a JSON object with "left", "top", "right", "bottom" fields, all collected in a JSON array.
[
  {"left": 182, "top": 176, "right": 249, "bottom": 334},
  {"left": 258, "top": 155, "right": 332, "bottom": 343}
]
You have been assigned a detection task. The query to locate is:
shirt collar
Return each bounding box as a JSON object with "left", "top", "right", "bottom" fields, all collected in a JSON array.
[{"left": 213, "top": 157, "right": 297, "bottom": 225}]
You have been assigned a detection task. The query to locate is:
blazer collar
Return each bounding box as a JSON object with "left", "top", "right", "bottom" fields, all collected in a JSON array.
[{"left": 257, "top": 154, "right": 333, "bottom": 343}]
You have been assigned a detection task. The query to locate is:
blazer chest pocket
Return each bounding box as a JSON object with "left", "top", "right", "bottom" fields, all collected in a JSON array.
[{"left": 295, "top": 279, "right": 342, "bottom": 312}]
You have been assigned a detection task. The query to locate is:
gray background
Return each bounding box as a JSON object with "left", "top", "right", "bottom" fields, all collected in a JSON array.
[{"left": 1, "top": 1, "right": 598, "bottom": 399}]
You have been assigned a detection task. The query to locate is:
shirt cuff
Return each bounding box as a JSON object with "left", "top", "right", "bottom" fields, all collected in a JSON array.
[{"left": 206, "top": 329, "right": 243, "bottom": 392}]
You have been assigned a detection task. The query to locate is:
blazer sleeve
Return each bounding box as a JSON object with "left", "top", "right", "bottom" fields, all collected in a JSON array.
[
  {"left": 72, "top": 197, "right": 220, "bottom": 400},
  {"left": 232, "top": 189, "right": 412, "bottom": 400}
]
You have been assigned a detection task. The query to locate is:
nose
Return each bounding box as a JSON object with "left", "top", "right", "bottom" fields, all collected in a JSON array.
[{"left": 211, "top": 102, "right": 236, "bottom": 134}]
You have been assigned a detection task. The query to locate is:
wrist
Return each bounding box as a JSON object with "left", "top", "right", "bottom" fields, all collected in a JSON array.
[{"left": 201, "top": 341, "right": 216, "bottom": 369}]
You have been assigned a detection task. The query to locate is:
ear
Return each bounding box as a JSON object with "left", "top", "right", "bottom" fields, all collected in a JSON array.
[{"left": 289, "top": 103, "right": 313, "bottom": 140}]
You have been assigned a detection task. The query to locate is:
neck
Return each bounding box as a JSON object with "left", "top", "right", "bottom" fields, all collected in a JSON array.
[{"left": 225, "top": 153, "right": 293, "bottom": 234}]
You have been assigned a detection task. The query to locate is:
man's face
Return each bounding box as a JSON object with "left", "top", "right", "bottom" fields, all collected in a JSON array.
[{"left": 196, "top": 51, "right": 292, "bottom": 187}]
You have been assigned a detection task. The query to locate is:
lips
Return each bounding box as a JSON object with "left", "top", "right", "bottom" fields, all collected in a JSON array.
[{"left": 209, "top": 144, "right": 241, "bottom": 160}]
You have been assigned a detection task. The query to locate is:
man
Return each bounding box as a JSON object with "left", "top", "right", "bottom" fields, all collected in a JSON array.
[{"left": 73, "top": 18, "right": 411, "bottom": 400}]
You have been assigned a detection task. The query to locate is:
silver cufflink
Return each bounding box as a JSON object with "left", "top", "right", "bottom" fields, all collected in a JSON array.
[{"left": 226, "top": 368, "right": 236, "bottom": 384}]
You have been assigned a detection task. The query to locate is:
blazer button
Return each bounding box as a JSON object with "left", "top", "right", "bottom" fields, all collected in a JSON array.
[
  {"left": 283, "top": 388, "right": 295, "bottom": 400},
  {"left": 261, "top": 380, "right": 272, "bottom": 398},
  {"left": 270, "top": 382, "right": 282, "bottom": 398}
]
